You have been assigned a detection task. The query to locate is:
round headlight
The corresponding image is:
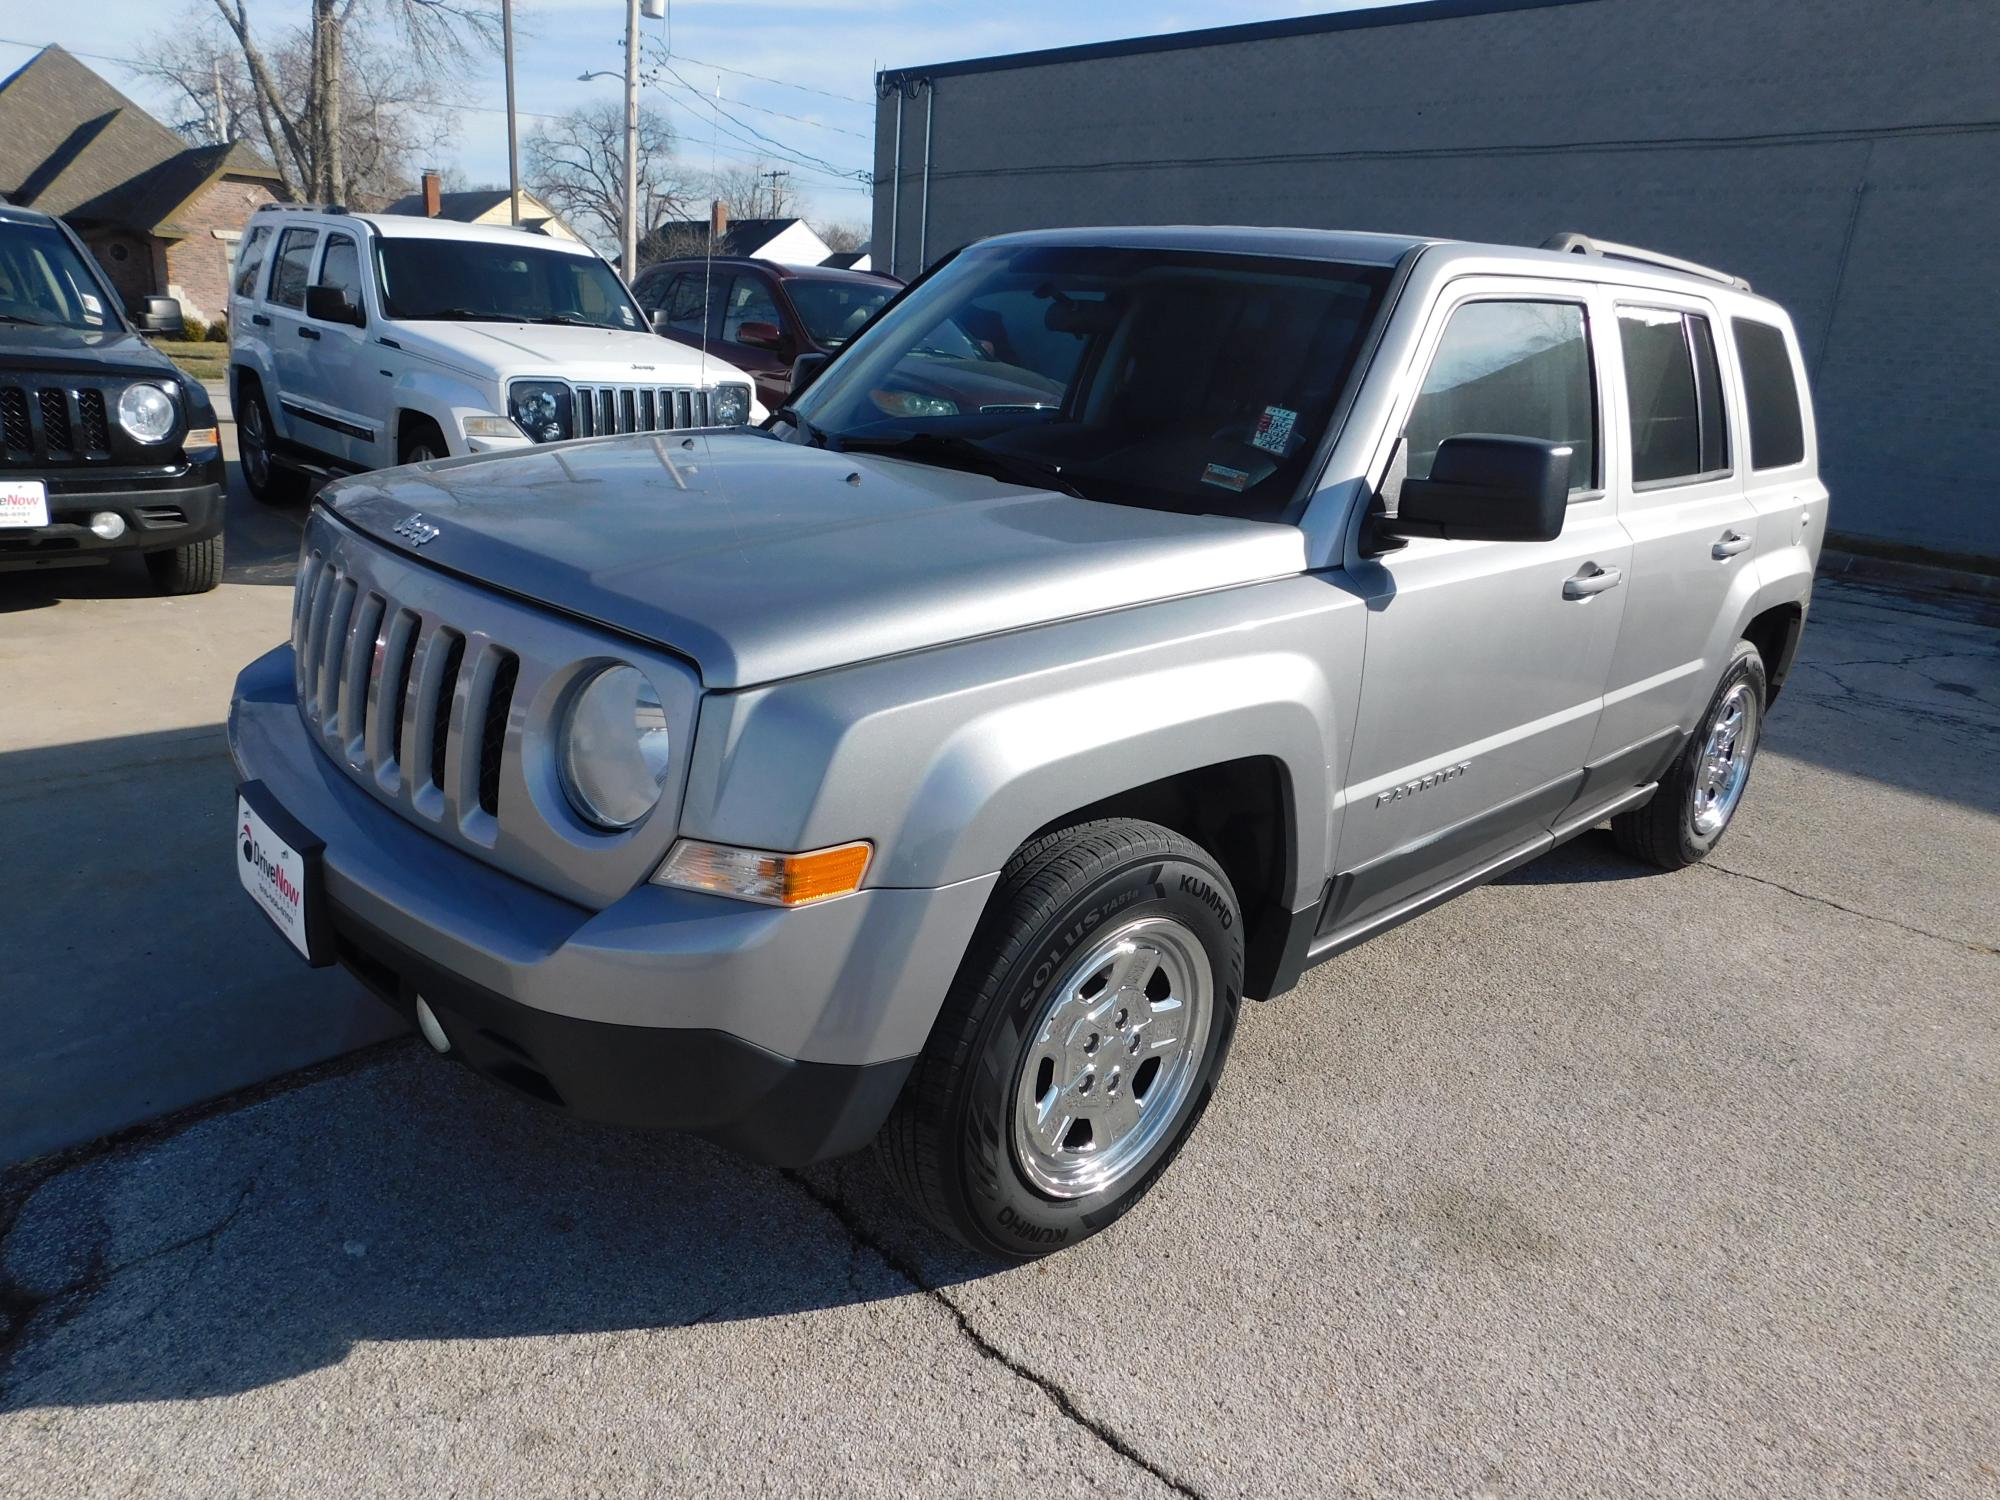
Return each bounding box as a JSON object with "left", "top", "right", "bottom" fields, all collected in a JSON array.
[
  {"left": 709, "top": 383, "right": 751, "bottom": 427},
  {"left": 558, "top": 666, "right": 672, "bottom": 829},
  {"left": 117, "top": 382, "right": 176, "bottom": 443}
]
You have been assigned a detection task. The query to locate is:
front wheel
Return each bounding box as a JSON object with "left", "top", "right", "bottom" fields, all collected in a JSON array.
[
  {"left": 144, "top": 533, "right": 224, "bottom": 595},
  {"left": 876, "top": 819, "right": 1243, "bottom": 1260}
]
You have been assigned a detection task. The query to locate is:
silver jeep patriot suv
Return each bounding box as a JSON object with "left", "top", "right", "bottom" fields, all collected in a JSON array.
[{"left": 230, "top": 227, "right": 1823, "bottom": 1258}]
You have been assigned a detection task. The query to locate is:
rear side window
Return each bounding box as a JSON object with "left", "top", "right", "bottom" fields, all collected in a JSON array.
[
  {"left": 1404, "top": 299, "right": 1597, "bottom": 493},
  {"left": 1618, "top": 307, "right": 1729, "bottom": 484},
  {"left": 270, "top": 227, "right": 318, "bottom": 309},
  {"left": 1733, "top": 318, "right": 1806, "bottom": 470},
  {"left": 233, "top": 224, "right": 271, "bottom": 297}
]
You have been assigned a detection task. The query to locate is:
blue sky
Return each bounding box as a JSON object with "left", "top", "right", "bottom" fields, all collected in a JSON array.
[{"left": 0, "top": 1, "right": 1396, "bottom": 230}]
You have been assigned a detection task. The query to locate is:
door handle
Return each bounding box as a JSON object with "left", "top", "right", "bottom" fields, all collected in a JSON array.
[
  {"left": 1712, "top": 530, "right": 1753, "bottom": 558},
  {"left": 251, "top": 314, "right": 271, "bottom": 327},
  {"left": 1563, "top": 564, "right": 1623, "bottom": 599},
  {"left": 298, "top": 327, "right": 320, "bottom": 341}
]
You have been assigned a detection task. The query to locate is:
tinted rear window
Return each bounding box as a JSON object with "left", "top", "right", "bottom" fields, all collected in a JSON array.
[{"left": 1732, "top": 318, "right": 1806, "bottom": 470}]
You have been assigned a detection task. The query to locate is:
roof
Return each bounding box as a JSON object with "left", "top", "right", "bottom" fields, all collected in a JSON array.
[
  {"left": 350, "top": 212, "right": 600, "bottom": 253},
  {"left": 643, "top": 253, "right": 898, "bottom": 286},
  {"left": 650, "top": 216, "right": 811, "bottom": 258},
  {"left": 0, "top": 46, "right": 282, "bottom": 231},
  {"left": 878, "top": 0, "right": 1598, "bottom": 84},
  {"left": 378, "top": 187, "right": 563, "bottom": 232}
]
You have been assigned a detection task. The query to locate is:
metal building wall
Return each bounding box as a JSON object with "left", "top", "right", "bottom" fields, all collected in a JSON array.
[{"left": 873, "top": 0, "right": 2000, "bottom": 562}]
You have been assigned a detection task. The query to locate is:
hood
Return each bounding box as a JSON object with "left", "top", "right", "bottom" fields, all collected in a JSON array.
[
  {"left": 326, "top": 431, "right": 1307, "bottom": 688},
  {"left": 393, "top": 320, "right": 752, "bottom": 388},
  {"left": 0, "top": 323, "right": 180, "bottom": 380}
]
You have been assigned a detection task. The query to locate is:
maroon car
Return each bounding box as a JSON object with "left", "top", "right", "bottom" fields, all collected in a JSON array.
[{"left": 632, "top": 257, "right": 899, "bottom": 411}]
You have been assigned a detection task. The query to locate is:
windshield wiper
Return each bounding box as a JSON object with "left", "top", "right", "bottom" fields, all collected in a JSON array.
[
  {"left": 837, "top": 431, "right": 1083, "bottom": 499},
  {"left": 525, "top": 313, "right": 603, "bottom": 327},
  {"left": 412, "top": 308, "right": 505, "bottom": 322},
  {"left": 0, "top": 313, "right": 52, "bottom": 326}
]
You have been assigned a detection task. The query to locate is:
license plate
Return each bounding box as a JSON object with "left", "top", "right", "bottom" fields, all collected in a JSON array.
[
  {"left": 0, "top": 480, "right": 49, "bottom": 529},
  {"left": 236, "top": 783, "right": 330, "bottom": 964}
]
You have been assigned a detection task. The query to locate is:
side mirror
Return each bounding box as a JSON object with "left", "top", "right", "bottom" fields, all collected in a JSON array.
[
  {"left": 1380, "top": 435, "right": 1572, "bottom": 544},
  {"left": 651, "top": 309, "right": 675, "bottom": 336},
  {"left": 735, "top": 319, "right": 785, "bottom": 351},
  {"left": 133, "top": 295, "right": 185, "bottom": 337},
  {"left": 789, "top": 350, "right": 830, "bottom": 395},
  {"left": 304, "top": 284, "right": 364, "bottom": 327}
]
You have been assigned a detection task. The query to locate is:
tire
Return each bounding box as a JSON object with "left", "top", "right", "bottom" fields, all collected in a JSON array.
[
  {"left": 237, "top": 382, "right": 304, "bottom": 504},
  {"left": 876, "top": 818, "right": 1244, "bottom": 1260},
  {"left": 399, "top": 417, "right": 446, "bottom": 465},
  {"left": 1613, "top": 638, "right": 1767, "bottom": 869},
  {"left": 144, "top": 533, "right": 224, "bottom": 595}
]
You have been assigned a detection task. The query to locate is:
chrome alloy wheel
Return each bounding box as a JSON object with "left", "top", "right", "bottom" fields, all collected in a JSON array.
[
  {"left": 240, "top": 396, "right": 271, "bottom": 488},
  {"left": 1690, "top": 681, "right": 1759, "bottom": 838},
  {"left": 1010, "top": 915, "right": 1213, "bottom": 1200}
]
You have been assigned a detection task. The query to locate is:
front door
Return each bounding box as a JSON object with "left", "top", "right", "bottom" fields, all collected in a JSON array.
[
  {"left": 1327, "top": 281, "right": 1631, "bottom": 939},
  {"left": 263, "top": 225, "right": 324, "bottom": 455},
  {"left": 298, "top": 229, "right": 385, "bottom": 468}
]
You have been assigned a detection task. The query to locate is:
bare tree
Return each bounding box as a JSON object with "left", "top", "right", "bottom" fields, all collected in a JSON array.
[
  {"left": 523, "top": 102, "right": 691, "bottom": 255},
  {"left": 152, "top": 0, "right": 499, "bottom": 204},
  {"left": 708, "top": 161, "right": 796, "bottom": 220},
  {"left": 813, "top": 221, "right": 868, "bottom": 254}
]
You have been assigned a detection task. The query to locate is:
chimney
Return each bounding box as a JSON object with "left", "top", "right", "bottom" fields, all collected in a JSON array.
[
  {"left": 422, "top": 170, "right": 442, "bottom": 218},
  {"left": 710, "top": 198, "right": 728, "bottom": 244}
]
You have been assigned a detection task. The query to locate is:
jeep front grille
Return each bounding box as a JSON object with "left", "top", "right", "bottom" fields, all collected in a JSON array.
[
  {"left": 287, "top": 511, "right": 700, "bottom": 911},
  {"left": 1, "top": 379, "right": 117, "bottom": 465},
  {"left": 571, "top": 384, "right": 713, "bottom": 438}
]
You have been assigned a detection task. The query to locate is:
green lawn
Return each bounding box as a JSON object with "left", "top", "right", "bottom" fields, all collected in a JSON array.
[{"left": 152, "top": 339, "right": 230, "bottom": 384}]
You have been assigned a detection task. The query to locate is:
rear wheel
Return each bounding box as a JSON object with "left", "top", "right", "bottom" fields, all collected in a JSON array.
[
  {"left": 1613, "top": 638, "right": 1767, "bottom": 868},
  {"left": 876, "top": 818, "right": 1243, "bottom": 1260},
  {"left": 144, "top": 533, "right": 224, "bottom": 595},
  {"left": 237, "top": 382, "right": 303, "bottom": 504}
]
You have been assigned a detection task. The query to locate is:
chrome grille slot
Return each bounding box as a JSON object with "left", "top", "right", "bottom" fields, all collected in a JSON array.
[
  {"left": 298, "top": 561, "right": 340, "bottom": 711},
  {"left": 426, "top": 632, "right": 466, "bottom": 795},
  {"left": 367, "top": 609, "right": 420, "bottom": 778},
  {"left": 339, "top": 593, "right": 386, "bottom": 761},
  {"left": 316, "top": 576, "right": 357, "bottom": 732},
  {"left": 569, "top": 382, "right": 711, "bottom": 438},
  {"left": 478, "top": 651, "right": 520, "bottom": 817}
]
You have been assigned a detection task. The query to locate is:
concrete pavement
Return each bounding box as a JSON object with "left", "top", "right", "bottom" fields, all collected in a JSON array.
[{"left": 0, "top": 570, "right": 1993, "bottom": 1496}]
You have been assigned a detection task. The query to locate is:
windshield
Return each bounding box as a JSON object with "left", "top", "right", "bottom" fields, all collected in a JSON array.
[
  {"left": 788, "top": 243, "right": 1391, "bottom": 518},
  {"left": 784, "top": 276, "right": 894, "bottom": 347},
  {"left": 0, "top": 222, "right": 122, "bottom": 332},
  {"left": 375, "top": 238, "right": 644, "bottom": 330}
]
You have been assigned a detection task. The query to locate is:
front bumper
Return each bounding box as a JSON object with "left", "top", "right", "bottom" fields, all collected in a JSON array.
[
  {"left": 228, "top": 644, "right": 995, "bottom": 1165},
  {"left": 0, "top": 457, "right": 225, "bottom": 570}
]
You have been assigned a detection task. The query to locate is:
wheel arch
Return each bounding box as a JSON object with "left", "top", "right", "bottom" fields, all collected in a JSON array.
[{"left": 1741, "top": 599, "right": 1804, "bottom": 703}]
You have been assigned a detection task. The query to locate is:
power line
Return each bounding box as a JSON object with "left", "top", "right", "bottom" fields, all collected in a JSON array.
[
  {"left": 650, "top": 48, "right": 871, "bottom": 108},
  {"left": 648, "top": 59, "right": 870, "bottom": 185},
  {"left": 642, "top": 44, "right": 870, "bottom": 141}
]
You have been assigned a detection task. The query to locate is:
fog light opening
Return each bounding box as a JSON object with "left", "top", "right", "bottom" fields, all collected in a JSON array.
[
  {"left": 414, "top": 996, "right": 452, "bottom": 1053},
  {"left": 89, "top": 511, "right": 126, "bottom": 540}
]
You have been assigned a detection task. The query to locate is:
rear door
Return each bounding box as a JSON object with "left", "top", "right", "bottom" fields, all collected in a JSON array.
[
  {"left": 1328, "top": 279, "right": 1632, "bottom": 941},
  {"left": 1589, "top": 294, "right": 1758, "bottom": 773},
  {"left": 262, "top": 224, "right": 323, "bottom": 453}
]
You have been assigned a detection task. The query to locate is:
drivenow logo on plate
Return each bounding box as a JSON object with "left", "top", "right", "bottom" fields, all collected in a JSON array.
[{"left": 237, "top": 795, "right": 311, "bottom": 959}]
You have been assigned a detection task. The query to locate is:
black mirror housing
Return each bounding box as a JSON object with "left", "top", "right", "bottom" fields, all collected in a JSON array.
[
  {"left": 304, "top": 284, "right": 364, "bottom": 327},
  {"left": 789, "top": 350, "right": 831, "bottom": 395},
  {"left": 1381, "top": 434, "right": 1572, "bottom": 543},
  {"left": 133, "top": 295, "right": 184, "bottom": 337}
]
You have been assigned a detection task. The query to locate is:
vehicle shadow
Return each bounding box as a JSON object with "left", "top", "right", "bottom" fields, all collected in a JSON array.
[{"left": 0, "top": 1047, "right": 991, "bottom": 1412}]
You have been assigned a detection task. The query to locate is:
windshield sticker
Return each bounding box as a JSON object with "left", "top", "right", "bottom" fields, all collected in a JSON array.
[
  {"left": 1202, "top": 462, "right": 1251, "bottom": 492},
  {"left": 1252, "top": 405, "right": 1298, "bottom": 455}
]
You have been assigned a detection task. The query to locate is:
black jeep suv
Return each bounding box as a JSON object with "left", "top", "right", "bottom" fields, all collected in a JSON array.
[{"left": 0, "top": 203, "right": 225, "bottom": 594}]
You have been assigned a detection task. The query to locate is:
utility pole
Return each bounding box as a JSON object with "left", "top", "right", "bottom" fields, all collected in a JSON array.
[
  {"left": 503, "top": 0, "right": 521, "bottom": 225},
  {"left": 623, "top": 0, "right": 640, "bottom": 273},
  {"left": 760, "top": 168, "right": 789, "bottom": 217},
  {"left": 211, "top": 55, "right": 228, "bottom": 141}
]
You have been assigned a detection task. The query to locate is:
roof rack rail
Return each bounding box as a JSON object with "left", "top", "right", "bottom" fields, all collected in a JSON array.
[
  {"left": 256, "top": 202, "right": 350, "bottom": 215},
  {"left": 1541, "top": 232, "right": 1751, "bottom": 293}
]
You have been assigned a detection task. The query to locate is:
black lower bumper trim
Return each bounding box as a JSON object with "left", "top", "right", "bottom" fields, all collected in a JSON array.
[
  {"left": 330, "top": 907, "right": 915, "bottom": 1168},
  {"left": 0, "top": 472, "right": 225, "bottom": 568}
]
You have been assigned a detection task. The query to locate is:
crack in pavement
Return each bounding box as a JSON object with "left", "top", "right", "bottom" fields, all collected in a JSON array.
[
  {"left": 1698, "top": 860, "right": 1996, "bottom": 957},
  {"left": 779, "top": 1168, "right": 1206, "bottom": 1500},
  {"left": 0, "top": 1178, "right": 257, "bottom": 1402}
]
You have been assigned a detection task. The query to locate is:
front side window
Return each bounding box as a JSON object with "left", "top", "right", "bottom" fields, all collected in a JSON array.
[
  {"left": 1732, "top": 318, "right": 1806, "bottom": 470},
  {"left": 270, "top": 227, "right": 318, "bottom": 310},
  {"left": 723, "top": 274, "right": 783, "bottom": 340},
  {"left": 315, "top": 233, "right": 363, "bottom": 306},
  {"left": 0, "top": 221, "right": 119, "bottom": 331},
  {"left": 792, "top": 243, "right": 1391, "bottom": 519},
  {"left": 1403, "top": 299, "right": 1597, "bottom": 493},
  {"left": 233, "top": 224, "right": 271, "bottom": 298},
  {"left": 664, "top": 273, "right": 707, "bottom": 334},
  {"left": 1618, "top": 306, "right": 1729, "bottom": 484},
  {"left": 373, "top": 238, "right": 643, "bottom": 330}
]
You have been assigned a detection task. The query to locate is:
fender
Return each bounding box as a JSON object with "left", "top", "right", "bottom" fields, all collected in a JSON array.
[
  {"left": 680, "top": 573, "right": 1369, "bottom": 910},
  {"left": 389, "top": 364, "right": 505, "bottom": 459}
]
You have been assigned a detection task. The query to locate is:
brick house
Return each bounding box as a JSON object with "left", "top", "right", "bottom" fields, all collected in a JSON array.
[{"left": 0, "top": 45, "right": 286, "bottom": 325}]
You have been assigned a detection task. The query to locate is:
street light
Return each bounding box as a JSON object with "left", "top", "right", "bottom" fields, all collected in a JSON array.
[{"left": 578, "top": 0, "right": 661, "bottom": 276}]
